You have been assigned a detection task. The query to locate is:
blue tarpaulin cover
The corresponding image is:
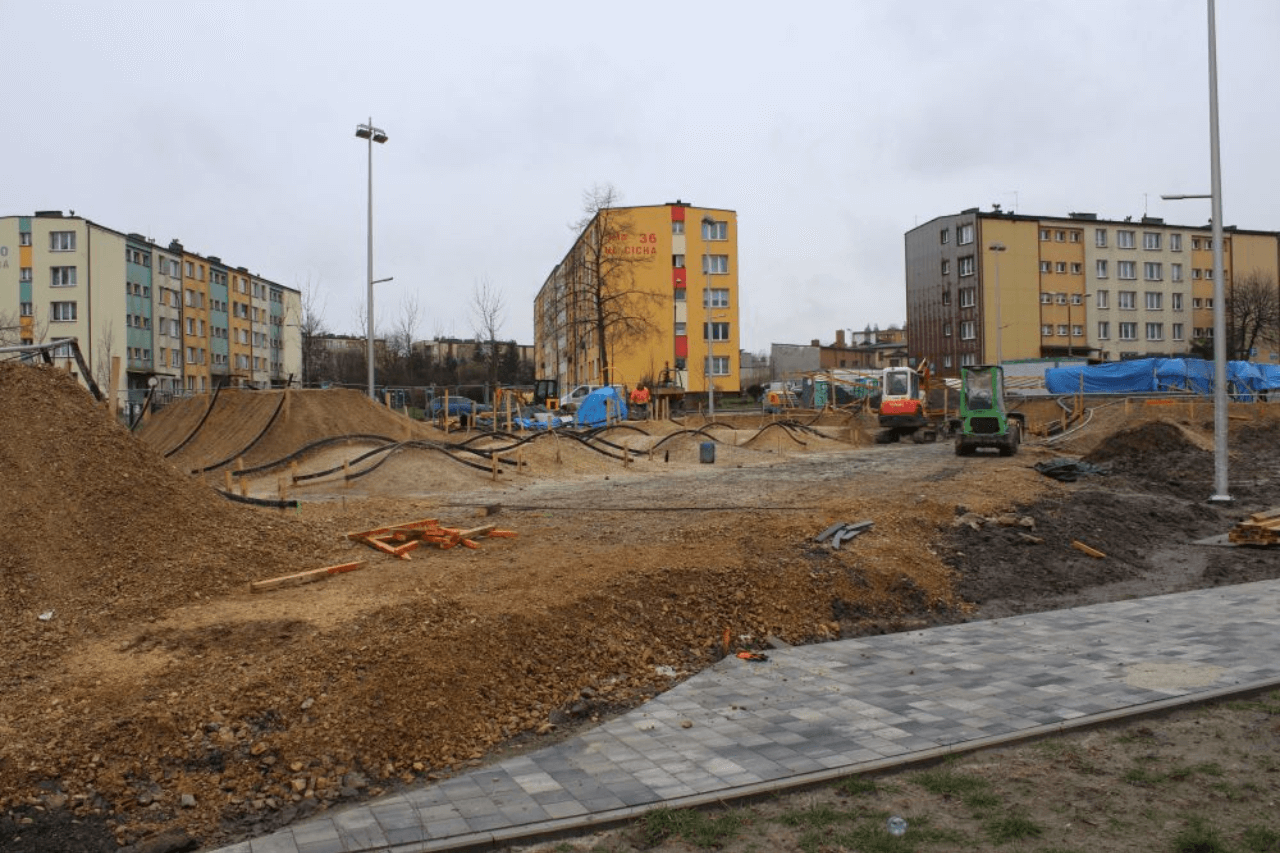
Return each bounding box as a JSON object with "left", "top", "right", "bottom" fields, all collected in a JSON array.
[
  {"left": 575, "top": 386, "right": 628, "bottom": 427},
  {"left": 1045, "top": 358, "right": 1280, "bottom": 399}
]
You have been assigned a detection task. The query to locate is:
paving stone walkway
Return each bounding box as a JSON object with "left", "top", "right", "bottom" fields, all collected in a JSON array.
[{"left": 207, "top": 578, "right": 1280, "bottom": 853}]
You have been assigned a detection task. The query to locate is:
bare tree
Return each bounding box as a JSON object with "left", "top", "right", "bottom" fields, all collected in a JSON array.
[
  {"left": 558, "top": 184, "right": 663, "bottom": 386},
  {"left": 1226, "top": 270, "right": 1280, "bottom": 361},
  {"left": 0, "top": 310, "right": 22, "bottom": 347},
  {"left": 385, "top": 294, "right": 423, "bottom": 385},
  {"left": 295, "top": 277, "right": 330, "bottom": 386},
  {"left": 470, "top": 276, "right": 505, "bottom": 390}
]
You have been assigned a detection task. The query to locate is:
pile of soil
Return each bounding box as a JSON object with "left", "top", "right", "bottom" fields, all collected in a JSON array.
[{"left": 2, "top": 366, "right": 1277, "bottom": 853}]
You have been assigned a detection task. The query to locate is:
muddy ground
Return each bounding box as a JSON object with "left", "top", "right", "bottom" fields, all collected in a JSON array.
[{"left": 1, "top": 363, "right": 1277, "bottom": 853}]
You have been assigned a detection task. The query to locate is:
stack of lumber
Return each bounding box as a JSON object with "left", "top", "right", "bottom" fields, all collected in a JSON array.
[
  {"left": 347, "top": 517, "right": 517, "bottom": 559},
  {"left": 1228, "top": 507, "right": 1280, "bottom": 547}
]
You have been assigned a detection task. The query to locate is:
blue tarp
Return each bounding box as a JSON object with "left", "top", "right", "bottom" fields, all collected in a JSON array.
[
  {"left": 575, "top": 387, "right": 628, "bottom": 427},
  {"left": 1045, "top": 357, "right": 1280, "bottom": 399}
]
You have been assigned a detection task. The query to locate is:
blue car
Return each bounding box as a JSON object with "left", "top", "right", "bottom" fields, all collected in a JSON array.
[{"left": 428, "top": 396, "right": 492, "bottom": 418}]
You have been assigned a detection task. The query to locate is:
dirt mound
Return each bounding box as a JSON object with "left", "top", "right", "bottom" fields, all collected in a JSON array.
[
  {"left": 136, "top": 388, "right": 426, "bottom": 473},
  {"left": 0, "top": 363, "right": 333, "bottom": 630}
]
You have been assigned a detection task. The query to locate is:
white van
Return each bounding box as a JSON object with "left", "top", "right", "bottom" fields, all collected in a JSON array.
[{"left": 559, "top": 384, "right": 627, "bottom": 411}]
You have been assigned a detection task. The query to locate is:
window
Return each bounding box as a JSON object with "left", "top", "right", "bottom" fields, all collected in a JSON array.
[
  {"left": 51, "top": 266, "right": 77, "bottom": 287},
  {"left": 1072, "top": 324, "right": 1083, "bottom": 338},
  {"left": 1144, "top": 262, "right": 1163, "bottom": 281},
  {"left": 1071, "top": 293, "right": 1084, "bottom": 305},
  {"left": 1204, "top": 268, "right": 1214, "bottom": 280},
  {"left": 1146, "top": 323, "right": 1164, "bottom": 340},
  {"left": 20, "top": 267, "right": 32, "bottom": 282},
  {"left": 943, "top": 322, "right": 952, "bottom": 337},
  {"left": 703, "top": 287, "right": 729, "bottom": 308},
  {"left": 961, "top": 352, "right": 977, "bottom": 366},
  {"left": 1055, "top": 293, "right": 1067, "bottom": 305},
  {"left": 1145, "top": 292, "right": 1163, "bottom": 310},
  {"left": 1070, "top": 263, "right": 1082, "bottom": 275},
  {"left": 1118, "top": 291, "right": 1136, "bottom": 309},
  {"left": 184, "top": 261, "right": 193, "bottom": 277},
  {"left": 940, "top": 228, "right": 950, "bottom": 244},
  {"left": 943, "top": 354, "right": 952, "bottom": 368},
  {"left": 1098, "top": 321, "right": 1110, "bottom": 339},
  {"left": 959, "top": 287, "right": 975, "bottom": 308},
  {"left": 186, "top": 317, "right": 194, "bottom": 335},
  {"left": 19, "top": 231, "right": 31, "bottom": 246},
  {"left": 1039, "top": 228, "right": 1050, "bottom": 241},
  {"left": 674, "top": 288, "right": 685, "bottom": 302},
  {"left": 1119, "top": 322, "right": 1137, "bottom": 340},
  {"left": 1171, "top": 263, "right": 1183, "bottom": 282},
  {"left": 1096, "top": 259, "right": 1108, "bottom": 278},
  {"left": 702, "top": 254, "right": 729, "bottom": 274},
  {"left": 674, "top": 321, "right": 686, "bottom": 336},
  {"left": 1096, "top": 290, "right": 1109, "bottom": 309},
  {"left": 1057, "top": 324, "right": 1069, "bottom": 336},
  {"left": 1040, "top": 292, "right": 1052, "bottom": 304},
  {"left": 1070, "top": 231, "right": 1081, "bottom": 243},
  {"left": 672, "top": 254, "right": 685, "bottom": 268},
  {"left": 957, "top": 223, "right": 974, "bottom": 245},
  {"left": 1170, "top": 233, "right": 1182, "bottom": 251},
  {"left": 1192, "top": 237, "right": 1202, "bottom": 250},
  {"left": 1193, "top": 298, "right": 1203, "bottom": 309},
  {"left": 941, "top": 259, "right": 950, "bottom": 276},
  {"left": 1095, "top": 228, "right": 1108, "bottom": 247},
  {"left": 671, "top": 220, "right": 684, "bottom": 236},
  {"left": 1055, "top": 230, "right": 1066, "bottom": 242},
  {"left": 1117, "top": 230, "right": 1136, "bottom": 249},
  {"left": 701, "top": 219, "right": 726, "bottom": 240},
  {"left": 1041, "top": 324, "right": 1054, "bottom": 336},
  {"left": 1143, "top": 232, "right": 1162, "bottom": 250},
  {"left": 1117, "top": 260, "right": 1136, "bottom": 280},
  {"left": 1172, "top": 323, "right": 1184, "bottom": 341},
  {"left": 20, "top": 302, "right": 33, "bottom": 316},
  {"left": 50, "top": 231, "right": 77, "bottom": 252},
  {"left": 1193, "top": 269, "right": 1202, "bottom": 280},
  {"left": 51, "top": 301, "right": 77, "bottom": 322},
  {"left": 704, "top": 322, "right": 730, "bottom": 341},
  {"left": 942, "top": 290, "right": 951, "bottom": 305},
  {"left": 960, "top": 320, "right": 976, "bottom": 340},
  {"left": 706, "top": 355, "right": 729, "bottom": 376},
  {"left": 1171, "top": 293, "right": 1183, "bottom": 311},
  {"left": 958, "top": 256, "right": 975, "bottom": 277},
  {"left": 1040, "top": 261, "right": 1052, "bottom": 274},
  {"left": 1055, "top": 261, "right": 1067, "bottom": 274}
]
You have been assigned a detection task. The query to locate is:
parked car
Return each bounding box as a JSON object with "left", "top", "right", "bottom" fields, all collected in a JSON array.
[{"left": 428, "top": 396, "right": 492, "bottom": 419}]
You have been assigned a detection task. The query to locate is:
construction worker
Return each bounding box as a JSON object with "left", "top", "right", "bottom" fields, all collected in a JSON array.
[{"left": 629, "top": 383, "right": 651, "bottom": 419}]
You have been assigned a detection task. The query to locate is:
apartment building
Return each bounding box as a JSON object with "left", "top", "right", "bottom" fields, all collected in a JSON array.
[
  {"left": 534, "top": 201, "right": 739, "bottom": 395},
  {"left": 905, "top": 207, "right": 1280, "bottom": 376},
  {"left": 0, "top": 211, "right": 301, "bottom": 401}
]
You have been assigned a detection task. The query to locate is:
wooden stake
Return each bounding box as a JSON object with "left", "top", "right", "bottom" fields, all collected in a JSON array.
[
  {"left": 249, "top": 560, "right": 367, "bottom": 593},
  {"left": 224, "top": 470, "right": 233, "bottom": 491},
  {"left": 1071, "top": 540, "right": 1106, "bottom": 559}
]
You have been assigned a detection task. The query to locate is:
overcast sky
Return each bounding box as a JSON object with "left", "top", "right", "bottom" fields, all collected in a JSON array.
[{"left": 8, "top": 1, "right": 1279, "bottom": 353}]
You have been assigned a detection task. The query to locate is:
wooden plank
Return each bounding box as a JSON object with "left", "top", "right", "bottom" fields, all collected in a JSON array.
[
  {"left": 249, "top": 561, "right": 367, "bottom": 593},
  {"left": 345, "top": 518, "right": 439, "bottom": 540},
  {"left": 359, "top": 536, "right": 413, "bottom": 560},
  {"left": 1071, "top": 540, "right": 1106, "bottom": 559},
  {"left": 1247, "top": 507, "right": 1280, "bottom": 523}
]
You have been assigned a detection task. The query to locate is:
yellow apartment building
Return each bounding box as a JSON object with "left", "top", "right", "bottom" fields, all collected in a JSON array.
[
  {"left": 534, "top": 201, "right": 740, "bottom": 397},
  {"left": 905, "top": 207, "right": 1280, "bottom": 375}
]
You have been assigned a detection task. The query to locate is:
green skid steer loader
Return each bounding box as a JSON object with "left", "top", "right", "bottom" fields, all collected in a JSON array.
[{"left": 953, "top": 364, "right": 1026, "bottom": 457}]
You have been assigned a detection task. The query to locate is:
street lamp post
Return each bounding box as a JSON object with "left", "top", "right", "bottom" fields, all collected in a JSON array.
[
  {"left": 988, "top": 243, "right": 1006, "bottom": 365},
  {"left": 355, "top": 118, "right": 388, "bottom": 400},
  {"left": 702, "top": 214, "right": 718, "bottom": 420},
  {"left": 1160, "top": 0, "right": 1229, "bottom": 503}
]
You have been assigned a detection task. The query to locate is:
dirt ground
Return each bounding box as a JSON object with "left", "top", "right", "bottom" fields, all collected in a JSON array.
[{"left": 1, "top": 363, "right": 1278, "bottom": 853}]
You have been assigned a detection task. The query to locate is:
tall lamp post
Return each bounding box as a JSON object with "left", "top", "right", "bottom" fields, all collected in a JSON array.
[
  {"left": 1161, "top": 0, "right": 1229, "bottom": 503},
  {"left": 702, "top": 214, "right": 718, "bottom": 420},
  {"left": 355, "top": 118, "right": 388, "bottom": 400},
  {"left": 988, "top": 243, "right": 1006, "bottom": 365}
]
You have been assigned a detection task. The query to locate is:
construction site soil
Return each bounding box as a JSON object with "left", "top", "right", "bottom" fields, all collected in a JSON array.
[{"left": 2, "top": 363, "right": 1277, "bottom": 853}]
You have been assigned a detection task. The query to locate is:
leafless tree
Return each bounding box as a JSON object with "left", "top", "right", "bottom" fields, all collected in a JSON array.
[
  {"left": 0, "top": 310, "right": 22, "bottom": 347},
  {"left": 1226, "top": 270, "right": 1280, "bottom": 361},
  {"left": 295, "top": 277, "right": 330, "bottom": 386},
  {"left": 557, "top": 183, "right": 663, "bottom": 386},
  {"left": 470, "top": 276, "right": 505, "bottom": 390}
]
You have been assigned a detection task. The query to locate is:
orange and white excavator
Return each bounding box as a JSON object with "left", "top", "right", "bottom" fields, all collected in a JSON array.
[{"left": 876, "top": 359, "right": 945, "bottom": 443}]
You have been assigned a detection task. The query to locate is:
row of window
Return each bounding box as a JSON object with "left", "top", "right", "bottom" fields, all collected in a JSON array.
[
  {"left": 938, "top": 223, "right": 976, "bottom": 246},
  {"left": 669, "top": 219, "right": 728, "bottom": 241},
  {"left": 671, "top": 254, "right": 732, "bottom": 274}
]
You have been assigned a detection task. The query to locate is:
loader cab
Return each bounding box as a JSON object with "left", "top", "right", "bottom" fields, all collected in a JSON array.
[{"left": 882, "top": 367, "right": 918, "bottom": 402}]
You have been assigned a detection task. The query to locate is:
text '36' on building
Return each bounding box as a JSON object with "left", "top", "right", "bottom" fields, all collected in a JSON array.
[
  {"left": 534, "top": 201, "right": 740, "bottom": 397},
  {"left": 905, "top": 206, "right": 1280, "bottom": 377}
]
